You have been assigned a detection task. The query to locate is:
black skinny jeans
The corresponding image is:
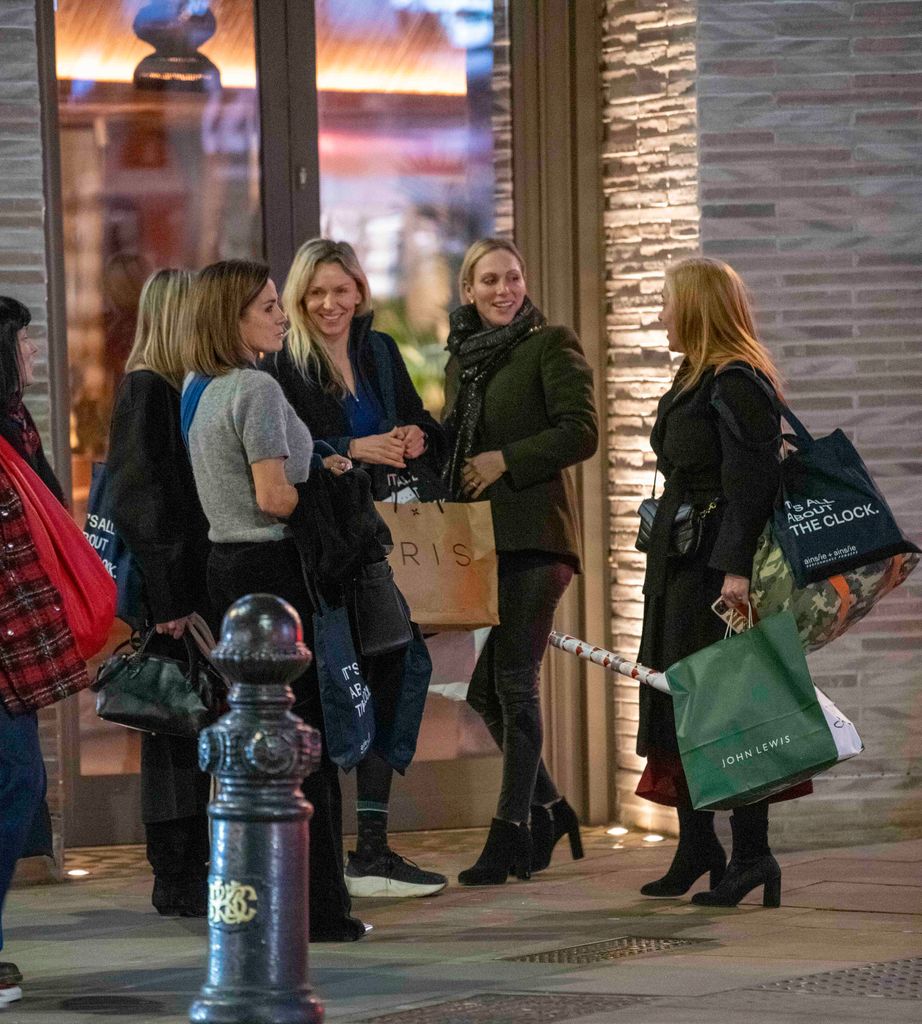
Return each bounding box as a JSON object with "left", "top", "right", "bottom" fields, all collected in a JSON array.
[
  {"left": 466, "top": 553, "right": 574, "bottom": 823},
  {"left": 207, "top": 537, "right": 353, "bottom": 928}
]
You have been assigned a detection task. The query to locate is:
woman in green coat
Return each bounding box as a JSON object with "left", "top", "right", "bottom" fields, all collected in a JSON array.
[{"left": 443, "top": 238, "right": 598, "bottom": 884}]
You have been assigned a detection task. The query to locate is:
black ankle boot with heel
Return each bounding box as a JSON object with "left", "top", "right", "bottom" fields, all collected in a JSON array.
[
  {"left": 530, "top": 797, "right": 584, "bottom": 873},
  {"left": 458, "top": 818, "right": 532, "bottom": 886},
  {"left": 691, "top": 803, "right": 780, "bottom": 908},
  {"left": 640, "top": 806, "right": 726, "bottom": 898}
]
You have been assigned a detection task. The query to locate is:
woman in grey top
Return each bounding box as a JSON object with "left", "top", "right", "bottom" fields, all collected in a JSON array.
[{"left": 182, "top": 259, "right": 365, "bottom": 942}]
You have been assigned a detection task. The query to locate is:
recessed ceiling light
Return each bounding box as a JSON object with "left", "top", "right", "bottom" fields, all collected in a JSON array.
[
  {"left": 66, "top": 868, "right": 90, "bottom": 877},
  {"left": 606, "top": 826, "right": 629, "bottom": 837},
  {"left": 642, "top": 833, "right": 664, "bottom": 844}
]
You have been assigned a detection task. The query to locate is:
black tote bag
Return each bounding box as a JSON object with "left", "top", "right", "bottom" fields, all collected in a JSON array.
[
  {"left": 713, "top": 366, "right": 920, "bottom": 588},
  {"left": 311, "top": 593, "right": 376, "bottom": 771},
  {"left": 773, "top": 416, "right": 919, "bottom": 587},
  {"left": 83, "top": 461, "right": 143, "bottom": 628}
]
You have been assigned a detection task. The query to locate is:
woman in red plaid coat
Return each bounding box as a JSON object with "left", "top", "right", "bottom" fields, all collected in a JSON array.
[{"left": 0, "top": 297, "right": 85, "bottom": 1008}]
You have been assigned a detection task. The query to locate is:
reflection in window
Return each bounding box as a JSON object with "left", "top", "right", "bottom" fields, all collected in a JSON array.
[
  {"left": 55, "top": 0, "right": 262, "bottom": 776},
  {"left": 315, "top": 1, "right": 510, "bottom": 763},
  {"left": 315, "top": 0, "right": 509, "bottom": 413},
  {"left": 56, "top": 0, "right": 261, "bottom": 499}
]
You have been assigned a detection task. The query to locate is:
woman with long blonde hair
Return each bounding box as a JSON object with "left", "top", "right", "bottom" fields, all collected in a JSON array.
[
  {"left": 636, "top": 256, "right": 805, "bottom": 910},
  {"left": 268, "top": 239, "right": 447, "bottom": 900},
  {"left": 107, "top": 268, "right": 214, "bottom": 917}
]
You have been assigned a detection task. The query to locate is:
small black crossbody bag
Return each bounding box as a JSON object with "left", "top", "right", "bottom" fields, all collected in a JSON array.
[{"left": 635, "top": 470, "right": 719, "bottom": 559}]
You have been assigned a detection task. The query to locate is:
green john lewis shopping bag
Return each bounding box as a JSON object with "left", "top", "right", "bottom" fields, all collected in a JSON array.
[{"left": 665, "top": 611, "right": 839, "bottom": 811}]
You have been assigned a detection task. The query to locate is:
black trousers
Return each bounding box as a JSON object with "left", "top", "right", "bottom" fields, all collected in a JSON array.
[
  {"left": 207, "top": 538, "right": 352, "bottom": 929},
  {"left": 467, "top": 553, "right": 574, "bottom": 822}
]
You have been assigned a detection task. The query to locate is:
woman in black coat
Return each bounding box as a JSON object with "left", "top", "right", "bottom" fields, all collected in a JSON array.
[
  {"left": 637, "top": 256, "right": 808, "bottom": 909},
  {"left": 268, "top": 238, "right": 447, "bottom": 900},
  {"left": 107, "top": 269, "right": 213, "bottom": 917}
]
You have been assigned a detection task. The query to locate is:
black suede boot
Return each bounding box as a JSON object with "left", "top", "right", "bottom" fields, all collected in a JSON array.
[
  {"left": 530, "top": 797, "right": 584, "bottom": 873},
  {"left": 691, "top": 802, "right": 780, "bottom": 908},
  {"left": 641, "top": 805, "right": 727, "bottom": 898},
  {"left": 458, "top": 819, "right": 532, "bottom": 886}
]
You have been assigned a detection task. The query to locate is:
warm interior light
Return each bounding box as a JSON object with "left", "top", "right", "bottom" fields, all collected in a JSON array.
[
  {"left": 55, "top": 57, "right": 467, "bottom": 95},
  {"left": 642, "top": 834, "right": 665, "bottom": 844},
  {"left": 66, "top": 868, "right": 90, "bottom": 877},
  {"left": 606, "top": 825, "right": 629, "bottom": 837}
]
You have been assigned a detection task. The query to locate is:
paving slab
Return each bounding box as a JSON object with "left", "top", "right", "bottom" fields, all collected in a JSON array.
[{"left": 3, "top": 827, "right": 922, "bottom": 1023}]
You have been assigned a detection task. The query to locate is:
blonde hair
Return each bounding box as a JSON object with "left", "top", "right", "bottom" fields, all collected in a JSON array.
[
  {"left": 666, "top": 257, "right": 782, "bottom": 396},
  {"left": 282, "top": 238, "right": 371, "bottom": 395},
  {"left": 124, "top": 269, "right": 192, "bottom": 390},
  {"left": 458, "top": 237, "right": 526, "bottom": 299},
  {"left": 183, "top": 260, "right": 270, "bottom": 377}
]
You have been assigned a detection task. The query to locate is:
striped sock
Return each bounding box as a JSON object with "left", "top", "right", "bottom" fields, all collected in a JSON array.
[{"left": 356, "top": 802, "right": 388, "bottom": 862}]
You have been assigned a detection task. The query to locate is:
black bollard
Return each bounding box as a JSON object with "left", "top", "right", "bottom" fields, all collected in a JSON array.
[{"left": 189, "top": 593, "right": 324, "bottom": 1024}]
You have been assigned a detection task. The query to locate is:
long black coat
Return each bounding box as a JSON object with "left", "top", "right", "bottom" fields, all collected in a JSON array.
[
  {"left": 107, "top": 370, "right": 212, "bottom": 823},
  {"left": 636, "top": 366, "right": 780, "bottom": 757}
]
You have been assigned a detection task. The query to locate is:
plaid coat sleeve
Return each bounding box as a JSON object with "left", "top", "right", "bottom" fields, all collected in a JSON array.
[{"left": 0, "top": 465, "right": 87, "bottom": 715}]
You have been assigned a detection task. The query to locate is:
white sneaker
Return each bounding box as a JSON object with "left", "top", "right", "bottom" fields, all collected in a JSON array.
[{"left": 0, "top": 985, "right": 22, "bottom": 1008}]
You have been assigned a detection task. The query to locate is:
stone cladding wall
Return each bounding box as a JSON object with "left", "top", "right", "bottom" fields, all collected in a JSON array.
[
  {"left": 1, "top": 0, "right": 64, "bottom": 873},
  {"left": 601, "top": 0, "right": 699, "bottom": 832}
]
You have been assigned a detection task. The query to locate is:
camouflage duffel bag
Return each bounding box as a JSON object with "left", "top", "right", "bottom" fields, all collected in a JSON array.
[{"left": 750, "top": 525, "right": 920, "bottom": 654}]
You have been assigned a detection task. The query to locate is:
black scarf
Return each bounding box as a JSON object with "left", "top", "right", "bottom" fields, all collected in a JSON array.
[{"left": 442, "top": 297, "right": 545, "bottom": 499}]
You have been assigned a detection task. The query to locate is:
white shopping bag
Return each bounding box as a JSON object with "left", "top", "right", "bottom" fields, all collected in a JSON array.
[
  {"left": 424, "top": 628, "right": 491, "bottom": 702},
  {"left": 814, "top": 687, "right": 863, "bottom": 763}
]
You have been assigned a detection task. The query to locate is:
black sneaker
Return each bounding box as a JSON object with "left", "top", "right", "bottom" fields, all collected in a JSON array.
[
  {"left": 0, "top": 965, "right": 21, "bottom": 986},
  {"left": 345, "top": 848, "right": 447, "bottom": 898}
]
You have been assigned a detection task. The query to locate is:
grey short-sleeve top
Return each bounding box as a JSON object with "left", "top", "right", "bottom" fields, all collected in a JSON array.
[{"left": 185, "top": 368, "right": 314, "bottom": 543}]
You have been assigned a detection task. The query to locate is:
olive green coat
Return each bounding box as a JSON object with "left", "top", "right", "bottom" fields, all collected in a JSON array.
[{"left": 444, "top": 324, "right": 598, "bottom": 571}]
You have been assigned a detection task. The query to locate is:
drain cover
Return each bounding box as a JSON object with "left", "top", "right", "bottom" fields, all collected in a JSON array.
[
  {"left": 361, "top": 992, "right": 643, "bottom": 1023},
  {"left": 757, "top": 957, "right": 922, "bottom": 1000},
  {"left": 505, "top": 934, "right": 706, "bottom": 964}
]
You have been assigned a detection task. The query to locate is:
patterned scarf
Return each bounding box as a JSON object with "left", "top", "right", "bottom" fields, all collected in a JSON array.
[
  {"left": 5, "top": 393, "right": 41, "bottom": 460},
  {"left": 442, "top": 297, "right": 545, "bottom": 499}
]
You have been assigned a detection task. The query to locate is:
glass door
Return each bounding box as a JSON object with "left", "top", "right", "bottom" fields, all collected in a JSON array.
[
  {"left": 54, "top": 0, "right": 263, "bottom": 845},
  {"left": 313, "top": 0, "right": 510, "bottom": 829},
  {"left": 53, "top": 0, "right": 513, "bottom": 843}
]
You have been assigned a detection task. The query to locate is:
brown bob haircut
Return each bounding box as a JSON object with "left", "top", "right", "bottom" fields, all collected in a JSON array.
[{"left": 183, "top": 260, "right": 270, "bottom": 377}]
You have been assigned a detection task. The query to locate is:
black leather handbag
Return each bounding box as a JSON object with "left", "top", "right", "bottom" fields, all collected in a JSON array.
[
  {"left": 93, "top": 619, "right": 227, "bottom": 738},
  {"left": 635, "top": 495, "right": 719, "bottom": 558},
  {"left": 347, "top": 559, "right": 413, "bottom": 658}
]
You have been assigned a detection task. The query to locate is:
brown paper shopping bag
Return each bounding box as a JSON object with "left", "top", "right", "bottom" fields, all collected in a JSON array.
[{"left": 373, "top": 499, "right": 499, "bottom": 630}]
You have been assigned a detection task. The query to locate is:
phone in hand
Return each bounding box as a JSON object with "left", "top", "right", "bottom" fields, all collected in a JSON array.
[{"left": 711, "top": 596, "right": 754, "bottom": 634}]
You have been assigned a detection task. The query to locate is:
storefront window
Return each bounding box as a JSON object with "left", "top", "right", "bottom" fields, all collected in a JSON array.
[
  {"left": 315, "top": 0, "right": 510, "bottom": 768},
  {"left": 315, "top": 0, "right": 507, "bottom": 413},
  {"left": 55, "top": 0, "right": 261, "bottom": 784}
]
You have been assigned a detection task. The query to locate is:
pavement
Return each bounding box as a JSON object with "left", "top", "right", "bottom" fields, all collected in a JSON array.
[{"left": 3, "top": 825, "right": 922, "bottom": 1023}]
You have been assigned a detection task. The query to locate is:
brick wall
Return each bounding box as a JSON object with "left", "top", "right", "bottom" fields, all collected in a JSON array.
[
  {"left": 601, "top": 0, "right": 699, "bottom": 833},
  {"left": 697, "top": 0, "right": 922, "bottom": 846},
  {"left": 603, "top": 0, "right": 922, "bottom": 846},
  {"left": 1, "top": 0, "right": 64, "bottom": 875}
]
